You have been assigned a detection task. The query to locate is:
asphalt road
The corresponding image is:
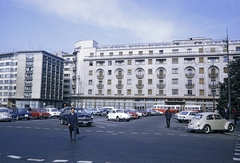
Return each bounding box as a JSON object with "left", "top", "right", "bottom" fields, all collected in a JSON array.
[{"left": 0, "top": 115, "right": 238, "bottom": 163}]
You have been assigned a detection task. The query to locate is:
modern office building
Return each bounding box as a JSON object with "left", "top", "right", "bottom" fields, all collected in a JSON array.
[
  {"left": 0, "top": 51, "right": 64, "bottom": 109},
  {"left": 70, "top": 37, "right": 240, "bottom": 111}
]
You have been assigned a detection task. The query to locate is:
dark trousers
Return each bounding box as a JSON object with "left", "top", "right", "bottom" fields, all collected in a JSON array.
[
  {"left": 166, "top": 119, "right": 170, "bottom": 128},
  {"left": 69, "top": 127, "right": 76, "bottom": 141}
]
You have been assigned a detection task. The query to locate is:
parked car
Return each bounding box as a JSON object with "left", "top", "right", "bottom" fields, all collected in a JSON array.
[
  {"left": 84, "top": 108, "right": 100, "bottom": 116},
  {"left": 0, "top": 108, "right": 12, "bottom": 122},
  {"left": 124, "top": 109, "right": 139, "bottom": 119},
  {"left": 59, "top": 107, "right": 94, "bottom": 127},
  {"left": 186, "top": 112, "right": 235, "bottom": 134},
  {"left": 146, "top": 109, "right": 159, "bottom": 116},
  {"left": 46, "top": 108, "right": 61, "bottom": 118},
  {"left": 106, "top": 109, "right": 131, "bottom": 122},
  {"left": 30, "top": 108, "right": 50, "bottom": 119},
  {"left": 10, "top": 108, "right": 31, "bottom": 120},
  {"left": 176, "top": 110, "right": 199, "bottom": 123},
  {"left": 98, "top": 108, "right": 110, "bottom": 116}
]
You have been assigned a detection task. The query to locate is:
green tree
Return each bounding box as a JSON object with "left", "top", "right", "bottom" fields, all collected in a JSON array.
[{"left": 217, "top": 58, "right": 240, "bottom": 113}]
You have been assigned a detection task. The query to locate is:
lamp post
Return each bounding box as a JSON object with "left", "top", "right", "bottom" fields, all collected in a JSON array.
[
  {"left": 77, "top": 75, "right": 80, "bottom": 108},
  {"left": 223, "top": 29, "right": 231, "bottom": 114}
]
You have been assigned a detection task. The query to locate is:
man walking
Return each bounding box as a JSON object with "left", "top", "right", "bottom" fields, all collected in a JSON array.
[
  {"left": 233, "top": 107, "right": 238, "bottom": 125},
  {"left": 165, "top": 107, "right": 172, "bottom": 128},
  {"left": 223, "top": 107, "right": 229, "bottom": 120},
  {"left": 67, "top": 107, "right": 78, "bottom": 142}
]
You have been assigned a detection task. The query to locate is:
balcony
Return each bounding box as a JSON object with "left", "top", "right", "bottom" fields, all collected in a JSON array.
[
  {"left": 157, "top": 74, "right": 165, "bottom": 79},
  {"left": 97, "top": 75, "right": 104, "bottom": 80},
  {"left": 136, "top": 84, "right": 144, "bottom": 89},
  {"left": 136, "top": 74, "right": 144, "bottom": 79},
  {"left": 209, "top": 84, "right": 218, "bottom": 89},
  {"left": 157, "top": 84, "right": 165, "bottom": 89},
  {"left": 116, "top": 74, "right": 124, "bottom": 79},
  {"left": 116, "top": 84, "right": 123, "bottom": 89},
  {"left": 25, "top": 77, "right": 33, "bottom": 81},
  {"left": 208, "top": 73, "right": 218, "bottom": 78},
  {"left": 185, "top": 84, "right": 195, "bottom": 89},
  {"left": 97, "top": 84, "right": 104, "bottom": 89},
  {"left": 72, "top": 76, "right": 76, "bottom": 80},
  {"left": 185, "top": 73, "right": 194, "bottom": 78}
]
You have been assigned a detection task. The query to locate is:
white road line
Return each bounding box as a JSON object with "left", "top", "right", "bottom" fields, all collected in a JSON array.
[
  {"left": 85, "top": 130, "right": 92, "bottom": 132},
  {"left": 44, "top": 128, "right": 50, "bottom": 130},
  {"left": 180, "top": 134, "right": 189, "bottom": 137},
  {"left": 34, "top": 127, "right": 41, "bottom": 129},
  {"left": 236, "top": 144, "right": 240, "bottom": 146},
  {"left": 141, "top": 133, "right": 149, "bottom": 135},
  {"left": 52, "top": 160, "right": 69, "bottom": 162},
  {"left": 131, "top": 132, "right": 138, "bottom": 134},
  {"left": 167, "top": 134, "right": 175, "bottom": 136},
  {"left": 77, "top": 161, "right": 93, "bottom": 163},
  {"left": 235, "top": 149, "right": 240, "bottom": 152},
  {"left": 54, "top": 128, "right": 60, "bottom": 130},
  {"left": 7, "top": 155, "right": 22, "bottom": 159},
  {"left": 235, "top": 153, "right": 240, "bottom": 155},
  {"left": 16, "top": 126, "right": 22, "bottom": 128},
  {"left": 96, "top": 130, "right": 103, "bottom": 132},
  {"left": 233, "top": 157, "right": 240, "bottom": 161},
  {"left": 107, "top": 131, "right": 114, "bottom": 133},
  {"left": 25, "top": 127, "right": 31, "bottom": 129},
  {"left": 118, "top": 132, "right": 125, "bottom": 134},
  {"left": 155, "top": 133, "right": 162, "bottom": 135},
  {"left": 236, "top": 146, "right": 240, "bottom": 149}
]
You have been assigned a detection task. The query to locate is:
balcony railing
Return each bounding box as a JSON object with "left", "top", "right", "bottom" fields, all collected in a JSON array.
[
  {"left": 136, "top": 74, "right": 144, "bottom": 79},
  {"left": 116, "top": 74, "right": 124, "bottom": 79},
  {"left": 97, "top": 84, "right": 104, "bottom": 89},
  {"left": 185, "top": 73, "right": 194, "bottom": 78},
  {"left": 157, "top": 84, "right": 165, "bottom": 89},
  {"left": 116, "top": 84, "right": 123, "bottom": 89},
  {"left": 97, "top": 75, "right": 104, "bottom": 80},
  {"left": 136, "top": 84, "right": 144, "bottom": 89},
  {"left": 209, "top": 84, "right": 218, "bottom": 89},
  {"left": 208, "top": 73, "right": 218, "bottom": 78},
  {"left": 185, "top": 84, "right": 195, "bottom": 89},
  {"left": 157, "top": 74, "right": 165, "bottom": 79}
]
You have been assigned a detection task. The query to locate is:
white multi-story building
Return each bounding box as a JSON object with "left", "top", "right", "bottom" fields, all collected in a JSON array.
[
  {"left": 69, "top": 37, "right": 240, "bottom": 111},
  {"left": 0, "top": 50, "right": 64, "bottom": 109}
]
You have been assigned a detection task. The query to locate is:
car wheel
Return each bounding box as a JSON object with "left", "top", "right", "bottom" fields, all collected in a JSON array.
[
  {"left": 178, "top": 120, "right": 182, "bottom": 123},
  {"left": 203, "top": 125, "right": 211, "bottom": 134},
  {"left": 228, "top": 124, "right": 234, "bottom": 132},
  {"left": 126, "top": 119, "right": 129, "bottom": 122},
  {"left": 189, "top": 130, "right": 195, "bottom": 133},
  {"left": 16, "top": 116, "right": 20, "bottom": 120},
  {"left": 116, "top": 116, "right": 120, "bottom": 122},
  {"left": 106, "top": 116, "right": 110, "bottom": 121}
]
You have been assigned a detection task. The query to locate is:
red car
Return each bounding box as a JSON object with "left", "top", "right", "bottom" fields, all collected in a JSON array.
[
  {"left": 124, "top": 109, "right": 139, "bottom": 119},
  {"left": 30, "top": 108, "right": 50, "bottom": 119}
]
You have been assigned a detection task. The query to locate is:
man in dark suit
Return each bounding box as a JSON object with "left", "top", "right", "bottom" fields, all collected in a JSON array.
[
  {"left": 224, "top": 107, "right": 230, "bottom": 120},
  {"left": 67, "top": 107, "right": 78, "bottom": 142},
  {"left": 165, "top": 107, "right": 172, "bottom": 128}
]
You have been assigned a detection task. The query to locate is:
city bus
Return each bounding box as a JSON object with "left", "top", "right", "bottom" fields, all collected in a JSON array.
[
  {"left": 183, "top": 105, "right": 201, "bottom": 111},
  {"left": 152, "top": 105, "right": 181, "bottom": 114}
]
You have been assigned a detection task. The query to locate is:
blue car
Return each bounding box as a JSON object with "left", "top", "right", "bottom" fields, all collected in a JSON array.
[
  {"left": 10, "top": 108, "right": 32, "bottom": 120},
  {"left": 59, "top": 107, "right": 94, "bottom": 127}
]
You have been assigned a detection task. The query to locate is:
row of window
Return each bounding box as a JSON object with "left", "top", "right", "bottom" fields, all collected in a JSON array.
[
  {"left": 86, "top": 89, "right": 215, "bottom": 96},
  {"left": 91, "top": 57, "right": 224, "bottom": 66},
  {"left": 92, "top": 46, "right": 240, "bottom": 57}
]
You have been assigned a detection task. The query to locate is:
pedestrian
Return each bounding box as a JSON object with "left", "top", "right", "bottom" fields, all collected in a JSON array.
[
  {"left": 165, "top": 107, "right": 172, "bottom": 128},
  {"left": 223, "top": 107, "right": 229, "bottom": 120},
  {"left": 67, "top": 107, "right": 78, "bottom": 142},
  {"left": 233, "top": 107, "right": 238, "bottom": 125}
]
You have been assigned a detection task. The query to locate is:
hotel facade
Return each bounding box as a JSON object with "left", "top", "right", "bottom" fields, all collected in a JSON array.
[{"left": 67, "top": 37, "right": 240, "bottom": 111}]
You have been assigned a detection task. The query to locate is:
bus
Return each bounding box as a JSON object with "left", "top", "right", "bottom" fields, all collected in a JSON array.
[
  {"left": 183, "top": 105, "right": 201, "bottom": 111},
  {"left": 152, "top": 105, "right": 181, "bottom": 114}
]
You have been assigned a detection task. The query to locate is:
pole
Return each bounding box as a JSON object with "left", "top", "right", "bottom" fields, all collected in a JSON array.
[{"left": 226, "top": 29, "right": 231, "bottom": 115}]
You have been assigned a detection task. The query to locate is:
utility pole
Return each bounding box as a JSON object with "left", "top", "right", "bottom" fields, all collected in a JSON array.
[{"left": 224, "top": 29, "right": 231, "bottom": 115}]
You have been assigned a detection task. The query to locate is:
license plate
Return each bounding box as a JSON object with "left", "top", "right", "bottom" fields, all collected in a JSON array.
[{"left": 25, "top": 114, "right": 28, "bottom": 117}]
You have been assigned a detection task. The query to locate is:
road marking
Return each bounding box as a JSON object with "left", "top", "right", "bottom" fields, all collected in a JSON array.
[
  {"left": 131, "top": 132, "right": 138, "bottom": 134},
  {"left": 6, "top": 126, "right": 13, "bottom": 128},
  {"left": 34, "top": 127, "right": 41, "bottom": 129},
  {"left": 118, "top": 132, "right": 125, "bottom": 134},
  {"left": 77, "top": 161, "right": 93, "bottom": 163},
  {"left": 107, "top": 131, "right": 114, "bottom": 133},
  {"left": 155, "top": 133, "right": 162, "bottom": 135},
  {"left": 16, "top": 126, "right": 22, "bottom": 128},
  {"left": 54, "top": 128, "right": 60, "bottom": 130},
  {"left": 85, "top": 130, "right": 92, "bottom": 132},
  {"left": 96, "top": 130, "right": 103, "bottom": 132},
  {"left": 44, "top": 128, "right": 50, "bottom": 130},
  {"left": 25, "top": 127, "right": 31, "bottom": 129},
  {"left": 235, "top": 153, "right": 240, "bottom": 155},
  {"left": 142, "top": 133, "right": 149, "bottom": 135},
  {"left": 7, "top": 155, "right": 22, "bottom": 159},
  {"left": 180, "top": 134, "right": 188, "bottom": 137},
  {"left": 233, "top": 157, "right": 240, "bottom": 161},
  {"left": 167, "top": 134, "right": 175, "bottom": 136},
  {"left": 235, "top": 149, "right": 240, "bottom": 152},
  {"left": 236, "top": 146, "right": 240, "bottom": 149},
  {"left": 27, "top": 158, "right": 45, "bottom": 162},
  {"left": 52, "top": 160, "right": 69, "bottom": 162}
]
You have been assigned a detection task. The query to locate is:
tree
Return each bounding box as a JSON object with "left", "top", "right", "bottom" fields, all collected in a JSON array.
[{"left": 217, "top": 58, "right": 240, "bottom": 112}]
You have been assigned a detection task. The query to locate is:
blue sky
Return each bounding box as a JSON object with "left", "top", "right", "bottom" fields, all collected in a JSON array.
[{"left": 0, "top": 0, "right": 239, "bottom": 53}]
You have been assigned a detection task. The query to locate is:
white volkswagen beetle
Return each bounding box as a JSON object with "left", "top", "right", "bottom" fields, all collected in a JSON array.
[
  {"left": 106, "top": 109, "right": 130, "bottom": 122},
  {"left": 187, "top": 112, "right": 235, "bottom": 134}
]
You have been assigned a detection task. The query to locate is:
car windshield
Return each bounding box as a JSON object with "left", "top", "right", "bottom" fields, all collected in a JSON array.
[
  {"left": 116, "top": 110, "right": 124, "bottom": 113},
  {"left": 19, "top": 109, "right": 28, "bottom": 112},
  {"left": 179, "top": 111, "right": 188, "bottom": 115},
  {"left": 51, "top": 108, "right": 58, "bottom": 112},
  {"left": 193, "top": 114, "right": 203, "bottom": 119},
  {"left": 75, "top": 108, "right": 85, "bottom": 113}
]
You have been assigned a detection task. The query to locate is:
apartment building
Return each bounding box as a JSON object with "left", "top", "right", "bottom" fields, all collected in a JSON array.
[
  {"left": 0, "top": 51, "right": 64, "bottom": 109},
  {"left": 69, "top": 37, "right": 240, "bottom": 111}
]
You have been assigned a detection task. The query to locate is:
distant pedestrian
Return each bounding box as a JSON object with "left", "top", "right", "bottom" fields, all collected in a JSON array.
[
  {"left": 165, "top": 107, "right": 172, "bottom": 128},
  {"left": 223, "top": 107, "right": 229, "bottom": 120},
  {"left": 67, "top": 107, "right": 78, "bottom": 142},
  {"left": 233, "top": 107, "right": 238, "bottom": 125}
]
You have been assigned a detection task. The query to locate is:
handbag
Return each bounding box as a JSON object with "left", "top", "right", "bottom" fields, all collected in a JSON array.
[{"left": 76, "top": 128, "right": 80, "bottom": 135}]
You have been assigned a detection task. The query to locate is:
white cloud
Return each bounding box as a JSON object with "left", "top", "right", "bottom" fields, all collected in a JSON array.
[{"left": 20, "top": 0, "right": 176, "bottom": 42}]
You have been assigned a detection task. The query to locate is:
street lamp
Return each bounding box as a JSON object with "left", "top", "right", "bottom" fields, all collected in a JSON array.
[
  {"left": 223, "top": 29, "right": 231, "bottom": 114},
  {"left": 77, "top": 75, "right": 82, "bottom": 108}
]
